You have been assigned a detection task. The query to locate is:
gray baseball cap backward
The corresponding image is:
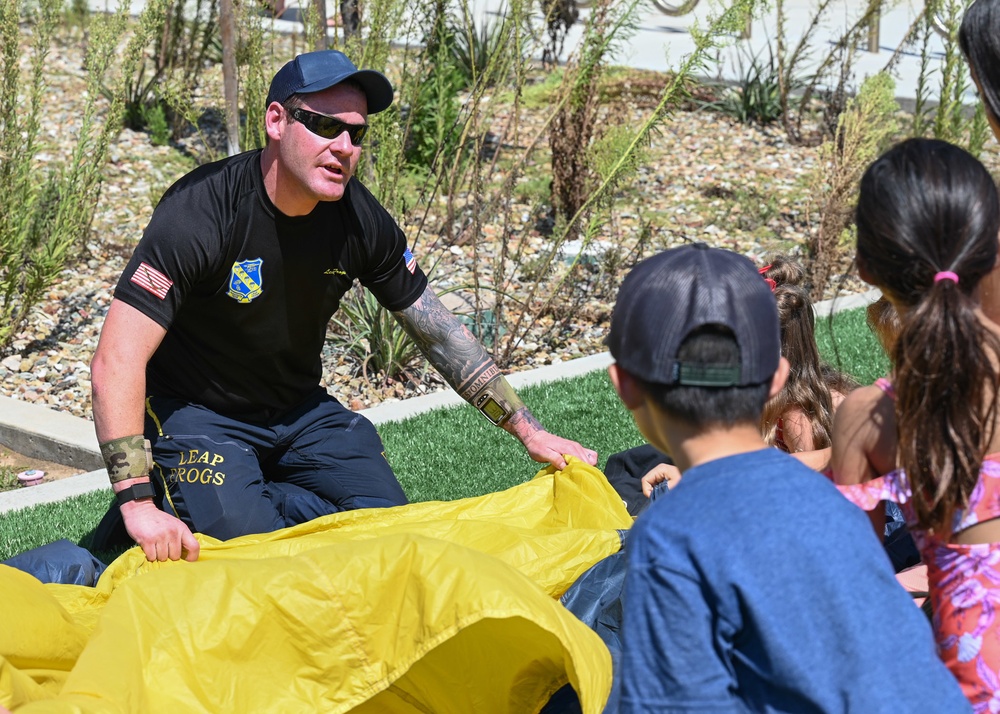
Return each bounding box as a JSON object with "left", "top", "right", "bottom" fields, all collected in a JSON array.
[
  {"left": 266, "top": 50, "right": 394, "bottom": 114},
  {"left": 606, "top": 243, "right": 781, "bottom": 387}
]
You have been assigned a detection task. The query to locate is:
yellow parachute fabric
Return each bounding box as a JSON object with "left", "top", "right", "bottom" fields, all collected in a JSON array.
[{"left": 2, "top": 458, "right": 632, "bottom": 713}]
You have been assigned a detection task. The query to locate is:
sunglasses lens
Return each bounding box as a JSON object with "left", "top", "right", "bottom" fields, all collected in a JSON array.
[
  {"left": 314, "top": 117, "right": 345, "bottom": 140},
  {"left": 293, "top": 109, "right": 367, "bottom": 146},
  {"left": 320, "top": 119, "right": 364, "bottom": 145}
]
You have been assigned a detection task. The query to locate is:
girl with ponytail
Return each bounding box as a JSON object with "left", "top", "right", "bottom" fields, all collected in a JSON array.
[{"left": 832, "top": 137, "right": 1000, "bottom": 704}]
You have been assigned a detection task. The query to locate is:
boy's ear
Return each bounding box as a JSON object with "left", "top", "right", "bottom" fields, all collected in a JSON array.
[
  {"left": 608, "top": 363, "right": 644, "bottom": 410},
  {"left": 768, "top": 357, "right": 791, "bottom": 400}
]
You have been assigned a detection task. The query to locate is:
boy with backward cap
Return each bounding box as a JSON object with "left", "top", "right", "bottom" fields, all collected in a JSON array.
[{"left": 607, "top": 243, "right": 968, "bottom": 713}]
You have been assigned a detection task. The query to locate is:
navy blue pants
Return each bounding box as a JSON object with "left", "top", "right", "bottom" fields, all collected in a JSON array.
[{"left": 144, "top": 389, "right": 408, "bottom": 541}]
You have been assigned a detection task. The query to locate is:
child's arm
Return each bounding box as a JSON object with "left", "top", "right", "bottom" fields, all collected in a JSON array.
[
  {"left": 831, "top": 385, "right": 896, "bottom": 484},
  {"left": 831, "top": 385, "right": 897, "bottom": 537}
]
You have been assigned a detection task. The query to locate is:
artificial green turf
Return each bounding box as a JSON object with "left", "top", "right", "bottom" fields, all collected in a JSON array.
[
  {"left": 382, "top": 369, "right": 644, "bottom": 503},
  {"left": 814, "top": 304, "right": 890, "bottom": 386},
  {"left": 1, "top": 489, "right": 112, "bottom": 563},
  {"left": 0, "top": 305, "right": 884, "bottom": 562}
]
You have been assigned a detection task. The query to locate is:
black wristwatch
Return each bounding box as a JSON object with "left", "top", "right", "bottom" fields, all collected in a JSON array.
[{"left": 115, "top": 481, "right": 157, "bottom": 506}]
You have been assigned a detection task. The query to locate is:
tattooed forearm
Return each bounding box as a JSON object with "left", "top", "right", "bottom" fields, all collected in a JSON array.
[
  {"left": 393, "top": 286, "right": 498, "bottom": 398},
  {"left": 461, "top": 364, "right": 501, "bottom": 400},
  {"left": 393, "top": 286, "right": 537, "bottom": 429},
  {"left": 393, "top": 286, "right": 557, "bottom": 449}
]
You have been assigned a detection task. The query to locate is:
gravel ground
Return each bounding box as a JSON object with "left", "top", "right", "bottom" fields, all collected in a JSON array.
[{"left": 4, "top": 27, "right": 999, "bottom": 421}]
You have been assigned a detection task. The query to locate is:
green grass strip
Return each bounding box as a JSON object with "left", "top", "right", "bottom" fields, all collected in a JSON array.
[{"left": 0, "top": 305, "right": 885, "bottom": 562}]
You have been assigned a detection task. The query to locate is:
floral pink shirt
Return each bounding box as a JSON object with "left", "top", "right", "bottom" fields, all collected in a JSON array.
[{"left": 838, "top": 460, "right": 1000, "bottom": 711}]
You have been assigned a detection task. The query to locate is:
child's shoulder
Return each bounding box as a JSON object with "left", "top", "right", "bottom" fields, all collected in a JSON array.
[
  {"left": 686, "top": 447, "right": 824, "bottom": 495},
  {"left": 645, "top": 449, "right": 853, "bottom": 535},
  {"left": 777, "top": 406, "right": 815, "bottom": 452},
  {"left": 836, "top": 382, "right": 894, "bottom": 424}
]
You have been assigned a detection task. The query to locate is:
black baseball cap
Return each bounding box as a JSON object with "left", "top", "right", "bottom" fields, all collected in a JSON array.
[
  {"left": 607, "top": 243, "right": 780, "bottom": 387},
  {"left": 266, "top": 50, "right": 394, "bottom": 114}
]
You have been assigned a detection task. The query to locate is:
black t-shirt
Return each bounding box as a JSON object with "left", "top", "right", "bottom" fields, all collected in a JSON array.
[{"left": 114, "top": 150, "right": 427, "bottom": 421}]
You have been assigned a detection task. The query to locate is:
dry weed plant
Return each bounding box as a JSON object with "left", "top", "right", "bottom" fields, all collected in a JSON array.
[
  {"left": 805, "top": 73, "right": 898, "bottom": 300},
  {"left": 775, "top": 0, "right": 887, "bottom": 145}
]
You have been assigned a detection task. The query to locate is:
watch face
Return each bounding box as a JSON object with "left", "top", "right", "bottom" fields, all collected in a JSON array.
[{"left": 480, "top": 396, "right": 507, "bottom": 425}]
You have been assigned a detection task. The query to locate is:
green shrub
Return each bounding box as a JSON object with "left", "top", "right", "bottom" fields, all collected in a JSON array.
[
  {"left": 142, "top": 101, "right": 172, "bottom": 145},
  {"left": 332, "top": 286, "right": 422, "bottom": 384},
  {"left": 0, "top": 0, "right": 131, "bottom": 353},
  {"left": 716, "top": 44, "right": 785, "bottom": 125},
  {"left": 0, "top": 466, "right": 18, "bottom": 492},
  {"left": 908, "top": 0, "right": 990, "bottom": 156},
  {"left": 806, "top": 73, "right": 899, "bottom": 299},
  {"left": 111, "top": 0, "right": 220, "bottom": 143},
  {"left": 404, "top": 1, "right": 465, "bottom": 170},
  {"left": 450, "top": 8, "right": 508, "bottom": 89}
]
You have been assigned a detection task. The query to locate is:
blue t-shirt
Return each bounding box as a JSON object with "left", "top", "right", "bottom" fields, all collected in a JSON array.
[{"left": 621, "top": 447, "right": 969, "bottom": 713}]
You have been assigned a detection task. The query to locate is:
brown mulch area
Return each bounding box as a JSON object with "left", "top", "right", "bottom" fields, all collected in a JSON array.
[{"left": 0, "top": 446, "right": 84, "bottom": 492}]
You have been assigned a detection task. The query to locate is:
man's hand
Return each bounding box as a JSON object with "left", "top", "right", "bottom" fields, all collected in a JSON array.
[
  {"left": 121, "top": 499, "right": 200, "bottom": 562},
  {"left": 521, "top": 429, "right": 598, "bottom": 470}
]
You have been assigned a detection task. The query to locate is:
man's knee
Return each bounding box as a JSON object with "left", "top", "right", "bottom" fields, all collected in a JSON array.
[
  {"left": 341, "top": 491, "right": 409, "bottom": 511},
  {"left": 192, "top": 502, "right": 285, "bottom": 541}
]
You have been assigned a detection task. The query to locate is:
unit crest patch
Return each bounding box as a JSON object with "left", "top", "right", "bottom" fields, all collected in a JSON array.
[{"left": 227, "top": 258, "right": 264, "bottom": 303}]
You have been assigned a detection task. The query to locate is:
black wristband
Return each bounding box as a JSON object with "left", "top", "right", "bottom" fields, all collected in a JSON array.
[{"left": 116, "top": 481, "right": 157, "bottom": 506}]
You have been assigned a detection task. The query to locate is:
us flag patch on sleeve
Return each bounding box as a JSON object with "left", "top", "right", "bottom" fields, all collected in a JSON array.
[
  {"left": 130, "top": 261, "right": 174, "bottom": 299},
  {"left": 403, "top": 247, "right": 417, "bottom": 274}
]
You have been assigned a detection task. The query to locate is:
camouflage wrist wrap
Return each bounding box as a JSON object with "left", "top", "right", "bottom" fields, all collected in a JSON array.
[{"left": 100, "top": 435, "right": 153, "bottom": 484}]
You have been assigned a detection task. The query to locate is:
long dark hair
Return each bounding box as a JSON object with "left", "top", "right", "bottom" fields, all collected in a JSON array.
[
  {"left": 866, "top": 296, "right": 902, "bottom": 359},
  {"left": 856, "top": 138, "right": 1000, "bottom": 534},
  {"left": 759, "top": 257, "right": 837, "bottom": 449},
  {"left": 960, "top": 0, "right": 1000, "bottom": 126}
]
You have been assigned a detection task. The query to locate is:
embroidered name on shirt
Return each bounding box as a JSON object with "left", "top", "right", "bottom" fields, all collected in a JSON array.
[
  {"left": 324, "top": 268, "right": 347, "bottom": 276},
  {"left": 130, "top": 262, "right": 174, "bottom": 299},
  {"left": 227, "top": 258, "right": 264, "bottom": 303}
]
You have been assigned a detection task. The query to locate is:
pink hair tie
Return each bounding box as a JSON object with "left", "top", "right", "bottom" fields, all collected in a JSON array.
[{"left": 934, "top": 271, "right": 959, "bottom": 284}]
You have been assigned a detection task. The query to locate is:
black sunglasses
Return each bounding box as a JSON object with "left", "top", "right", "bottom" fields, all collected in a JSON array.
[{"left": 288, "top": 107, "right": 368, "bottom": 146}]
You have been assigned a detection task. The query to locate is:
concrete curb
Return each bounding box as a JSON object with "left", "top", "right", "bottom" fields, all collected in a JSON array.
[
  {"left": 0, "top": 396, "right": 103, "bottom": 471},
  {"left": 814, "top": 288, "right": 881, "bottom": 318},
  {"left": 362, "top": 351, "right": 616, "bottom": 425},
  {"left": 0, "top": 289, "right": 880, "bottom": 514}
]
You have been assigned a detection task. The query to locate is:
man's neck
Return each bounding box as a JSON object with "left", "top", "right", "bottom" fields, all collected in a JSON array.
[{"left": 259, "top": 146, "right": 318, "bottom": 217}]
